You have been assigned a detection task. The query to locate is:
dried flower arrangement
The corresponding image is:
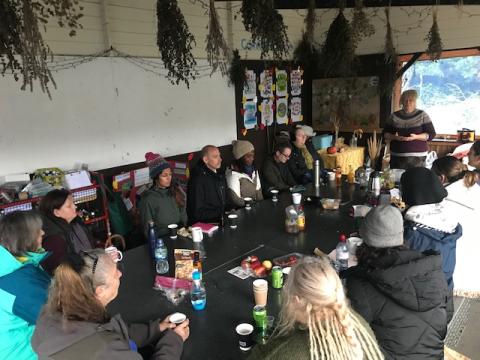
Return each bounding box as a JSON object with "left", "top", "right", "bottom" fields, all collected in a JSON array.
[
  {"left": 240, "top": 0, "right": 290, "bottom": 60},
  {"left": 205, "top": 0, "right": 231, "bottom": 75},
  {"left": 0, "top": 0, "right": 83, "bottom": 98},
  {"left": 351, "top": 0, "right": 375, "bottom": 47},
  {"left": 425, "top": 8, "right": 443, "bottom": 61},
  {"left": 157, "top": 0, "right": 198, "bottom": 87}
]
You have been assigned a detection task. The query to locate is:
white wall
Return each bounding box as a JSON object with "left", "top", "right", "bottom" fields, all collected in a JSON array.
[{"left": 0, "top": 57, "right": 235, "bottom": 175}]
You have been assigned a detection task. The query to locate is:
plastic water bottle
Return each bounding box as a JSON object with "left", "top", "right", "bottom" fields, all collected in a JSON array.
[
  {"left": 190, "top": 270, "right": 206, "bottom": 311},
  {"left": 154, "top": 238, "right": 169, "bottom": 274},
  {"left": 148, "top": 221, "right": 157, "bottom": 261},
  {"left": 335, "top": 234, "right": 349, "bottom": 272}
]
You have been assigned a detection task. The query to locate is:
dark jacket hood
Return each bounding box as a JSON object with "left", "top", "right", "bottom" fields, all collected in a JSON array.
[
  {"left": 32, "top": 310, "right": 127, "bottom": 357},
  {"left": 363, "top": 249, "right": 446, "bottom": 312}
]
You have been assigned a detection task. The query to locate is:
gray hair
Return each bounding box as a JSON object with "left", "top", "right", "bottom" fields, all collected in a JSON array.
[
  {"left": 79, "top": 249, "right": 116, "bottom": 290},
  {"left": 0, "top": 211, "right": 43, "bottom": 256},
  {"left": 400, "top": 89, "right": 418, "bottom": 104}
]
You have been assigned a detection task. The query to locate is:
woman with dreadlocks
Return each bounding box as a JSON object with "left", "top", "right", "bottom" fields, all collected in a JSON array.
[{"left": 248, "top": 256, "right": 383, "bottom": 360}]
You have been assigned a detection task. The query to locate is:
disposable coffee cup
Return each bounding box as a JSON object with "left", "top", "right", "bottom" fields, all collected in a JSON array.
[
  {"left": 292, "top": 193, "right": 302, "bottom": 205},
  {"left": 347, "top": 237, "right": 363, "bottom": 255},
  {"left": 244, "top": 197, "right": 253, "bottom": 209},
  {"left": 253, "top": 279, "right": 268, "bottom": 306},
  {"left": 236, "top": 323, "right": 254, "bottom": 351},
  {"left": 228, "top": 214, "right": 238, "bottom": 229},
  {"left": 169, "top": 312, "right": 187, "bottom": 324},
  {"left": 168, "top": 224, "right": 178, "bottom": 239},
  {"left": 105, "top": 246, "right": 123, "bottom": 262},
  {"left": 270, "top": 189, "right": 279, "bottom": 202},
  {"left": 191, "top": 227, "right": 203, "bottom": 242},
  {"left": 328, "top": 172, "right": 336, "bottom": 181},
  {"left": 282, "top": 267, "right": 291, "bottom": 282}
]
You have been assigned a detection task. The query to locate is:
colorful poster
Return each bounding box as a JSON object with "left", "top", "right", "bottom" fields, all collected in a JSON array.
[
  {"left": 243, "top": 70, "right": 256, "bottom": 99},
  {"left": 259, "top": 70, "right": 273, "bottom": 98},
  {"left": 291, "top": 97, "right": 302, "bottom": 123},
  {"left": 275, "top": 70, "right": 288, "bottom": 97},
  {"left": 261, "top": 99, "right": 274, "bottom": 126},
  {"left": 243, "top": 101, "right": 257, "bottom": 129},
  {"left": 276, "top": 98, "right": 288, "bottom": 124},
  {"left": 290, "top": 69, "right": 302, "bottom": 96}
]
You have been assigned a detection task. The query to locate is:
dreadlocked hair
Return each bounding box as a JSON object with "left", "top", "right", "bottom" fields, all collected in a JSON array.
[{"left": 275, "top": 256, "right": 384, "bottom": 360}]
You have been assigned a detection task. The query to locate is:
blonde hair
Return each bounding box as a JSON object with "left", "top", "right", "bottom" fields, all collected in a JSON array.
[
  {"left": 47, "top": 249, "right": 113, "bottom": 323},
  {"left": 276, "top": 256, "right": 383, "bottom": 360},
  {"left": 400, "top": 89, "right": 418, "bottom": 103}
]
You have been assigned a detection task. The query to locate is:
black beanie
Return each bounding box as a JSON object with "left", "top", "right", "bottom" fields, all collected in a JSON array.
[{"left": 401, "top": 167, "right": 447, "bottom": 206}]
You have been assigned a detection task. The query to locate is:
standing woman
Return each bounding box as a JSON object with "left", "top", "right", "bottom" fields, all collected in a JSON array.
[
  {"left": 383, "top": 89, "right": 436, "bottom": 169},
  {"left": 39, "top": 189, "right": 97, "bottom": 275},
  {"left": 249, "top": 256, "right": 383, "bottom": 360},
  {"left": 32, "top": 249, "right": 188, "bottom": 359},
  {"left": 0, "top": 211, "right": 51, "bottom": 360},
  {"left": 226, "top": 140, "right": 263, "bottom": 208},
  {"left": 140, "top": 154, "right": 187, "bottom": 237},
  {"left": 288, "top": 125, "right": 323, "bottom": 185}
]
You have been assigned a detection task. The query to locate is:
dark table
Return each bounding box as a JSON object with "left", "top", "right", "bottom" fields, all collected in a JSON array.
[{"left": 108, "top": 181, "right": 364, "bottom": 360}]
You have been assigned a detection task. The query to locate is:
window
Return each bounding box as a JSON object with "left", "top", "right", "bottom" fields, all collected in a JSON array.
[{"left": 398, "top": 50, "right": 480, "bottom": 135}]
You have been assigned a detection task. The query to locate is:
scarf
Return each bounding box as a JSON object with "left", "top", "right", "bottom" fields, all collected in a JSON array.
[
  {"left": 244, "top": 164, "right": 255, "bottom": 178},
  {"left": 297, "top": 144, "right": 314, "bottom": 170}
]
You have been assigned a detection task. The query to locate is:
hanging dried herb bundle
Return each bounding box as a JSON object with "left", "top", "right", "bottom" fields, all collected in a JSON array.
[
  {"left": 1, "top": 0, "right": 83, "bottom": 98},
  {"left": 157, "top": 0, "right": 197, "bottom": 87},
  {"left": 351, "top": 0, "right": 375, "bottom": 47},
  {"left": 384, "top": 6, "right": 397, "bottom": 64},
  {"left": 205, "top": 0, "right": 230, "bottom": 76},
  {"left": 240, "top": 0, "right": 290, "bottom": 60},
  {"left": 319, "top": 8, "right": 355, "bottom": 77},
  {"left": 228, "top": 49, "right": 245, "bottom": 88},
  {"left": 425, "top": 9, "right": 443, "bottom": 61},
  {"left": 293, "top": 0, "right": 319, "bottom": 72}
]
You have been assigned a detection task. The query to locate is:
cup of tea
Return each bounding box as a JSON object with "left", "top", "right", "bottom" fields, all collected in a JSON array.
[
  {"left": 191, "top": 227, "right": 203, "bottom": 242},
  {"left": 169, "top": 312, "right": 187, "bottom": 324},
  {"left": 105, "top": 246, "right": 122, "bottom": 262},
  {"left": 244, "top": 197, "right": 253, "bottom": 209},
  {"left": 228, "top": 214, "right": 238, "bottom": 229},
  {"left": 292, "top": 193, "right": 302, "bottom": 205},
  {"left": 253, "top": 279, "right": 268, "bottom": 306},
  {"left": 235, "top": 323, "right": 254, "bottom": 351},
  {"left": 270, "top": 189, "right": 279, "bottom": 202},
  {"left": 168, "top": 224, "right": 178, "bottom": 239}
]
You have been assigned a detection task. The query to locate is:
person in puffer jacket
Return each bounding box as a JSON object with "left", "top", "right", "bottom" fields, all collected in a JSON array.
[
  {"left": 345, "top": 205, "right": 448, "bottom": 360},
  {"left": 401, "top": 167, "right": 462, "bottom": 322}
]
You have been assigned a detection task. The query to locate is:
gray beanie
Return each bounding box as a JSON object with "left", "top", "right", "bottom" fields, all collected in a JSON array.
[
  {"left": 232, "top": 140, "right": 254, "bottom": 160},
  {"left": 359, "top": 205, "right": 404, "bottom": 248}
]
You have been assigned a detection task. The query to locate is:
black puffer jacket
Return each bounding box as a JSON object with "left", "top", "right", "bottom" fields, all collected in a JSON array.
[
  {"left": 287, "top": 142, "right": 322, "bottom": 185},
  {"left": 345, "top": 249, "right": 448, "bottom": 360},
  {"left": 187, "top": 160, "right": 226, "bottom": 224}
]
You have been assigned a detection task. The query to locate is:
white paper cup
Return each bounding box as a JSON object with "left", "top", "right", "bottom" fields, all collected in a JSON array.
[
  {"left": 292, "top": 193, "right": 302, "bottom": 205},
  {"left": 169, "top": 312, "right": 187, "bottom": 324},
  {"left": 347, "top": 237, "right": 363, "bottom": 255},
  {"left": 236, "top": 323, "right": 254, "bottom": 351},
  {"left": 328, "top": 172, "right": 336, "bottom": 181},
  {"left": 191, "top": 227, "right": 203, "bottom": 242},
  {"left": 228, "top": 214, "right": 238, "bottom": 229}
]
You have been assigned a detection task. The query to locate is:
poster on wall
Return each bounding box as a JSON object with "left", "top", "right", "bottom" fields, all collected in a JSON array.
[
  {"left": 312, "top": 76, "right": 380, "bottom": 132},
  {"left": 260, "top": 99, "right": 274, "bottom": 126},
  {"left": 276, "top": 98, "right": 288, "bottom": 124},
  {"left": 290, "top": 70, "right": 302, "bottom": 96},
  {"left": 290, "top": 97, "right": 302, "bottom": 123},
  {"left": 275, "top": 70, "right": 288, "bottom": 97},
  {"left": 259, "top": 70, "right": 273, "bottom": 98},
  {"left": 243, "top": 101, "right": 257, "bottom": 129},
  {"left": 243, "top": 70, "right": 256, "bottom": 99}
]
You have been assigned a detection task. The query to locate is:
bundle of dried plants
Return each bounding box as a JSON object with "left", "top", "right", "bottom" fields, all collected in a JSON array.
[
  {"left": 351, "top": 0, "right": 375, "bottom": 47},
  {"left": 205, "top": 0, "right": 230, "bottom": 76},
  {"left": 367, "top": 131, "right": 383, "bottom": 166},
  {"left": 228, "top": 49, "right": 245, "bottom": 88},
  {"left": 157, "top": 0, "right": 197, "bottom": 87},
  {"left": 425, "top": 8, "right": 443, "bottom": 61},
  {"left": 384, "top": 6, "right": 397, "bottom": 64},
  {"left": 293, "top": 0, "right": 320, "bottom": 72}
]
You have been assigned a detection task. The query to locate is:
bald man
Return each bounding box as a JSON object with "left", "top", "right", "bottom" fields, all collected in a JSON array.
[{"left": 187, "top": 145, "right": 227, "bottom": 224}]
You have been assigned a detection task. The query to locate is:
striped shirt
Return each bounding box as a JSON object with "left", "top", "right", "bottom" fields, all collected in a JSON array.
[{"left": 383, "top": 109, "right": 436, "bottom": 157}]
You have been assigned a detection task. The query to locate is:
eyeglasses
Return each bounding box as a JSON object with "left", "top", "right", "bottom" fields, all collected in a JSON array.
[
  {"left": 280, "top": 152, "right": 291, "bottom": 160},
  {"left": 81, "top": 250, "right": 98, "bottom": 275}
]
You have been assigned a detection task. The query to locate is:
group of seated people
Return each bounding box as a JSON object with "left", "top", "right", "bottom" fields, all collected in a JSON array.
[{"left": 0, "top": 139, "right": 479, "bottom": 359}]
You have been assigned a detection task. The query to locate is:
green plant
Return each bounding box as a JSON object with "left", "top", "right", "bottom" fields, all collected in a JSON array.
[
  {"left": 205, "top": 0, "right": 230, "bottom": 76},
  {"left": 156, "top": 0, "right": 197, "bottom": 87}
]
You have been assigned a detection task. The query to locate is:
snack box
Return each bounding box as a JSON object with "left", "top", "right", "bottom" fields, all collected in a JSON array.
[{"left": 272, "top": 253, "right": 303, "bottom": 268}]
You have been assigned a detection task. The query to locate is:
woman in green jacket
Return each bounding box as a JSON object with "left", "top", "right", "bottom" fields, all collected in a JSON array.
[
  {"left": 248, "top": 256, "right": 384, "bottom": 360},
  {"left": 140, "top": 154, "right": 187, "bottom": 237},
  {"left": 0, "top": 211, "right": 51, "bottom": 360}
]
